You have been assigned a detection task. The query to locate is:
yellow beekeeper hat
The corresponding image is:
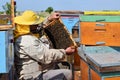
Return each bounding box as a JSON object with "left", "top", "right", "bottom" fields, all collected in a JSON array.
[{"left": 14, "top": 10, "right": 44, "bottom": 25}]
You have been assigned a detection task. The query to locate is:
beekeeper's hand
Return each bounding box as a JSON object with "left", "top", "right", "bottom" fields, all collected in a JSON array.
[
  {"left": 65, "top": 46, "right": 76, "bottom": 55},
  {"left": 48, "top": 12, "right": 60, "bottom": 21}
]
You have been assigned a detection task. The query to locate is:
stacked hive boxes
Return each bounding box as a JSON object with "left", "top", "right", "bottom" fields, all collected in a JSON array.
[{"left": 79, "top": 11, "right": 120, "bottom": 80}]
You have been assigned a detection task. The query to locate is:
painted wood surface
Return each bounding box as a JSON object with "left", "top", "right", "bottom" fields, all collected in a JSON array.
[
  {"left": 80, "top": 15, "right": 120, "bottom": 22},
  {"left": 80, "top": 22, "right": 120, "bottom": 46},
  {"left": 84, "top": 11, "right": 120, "bottom": 15},
  {"left": 80, "top": 58, "right": 89, "bottom": 80}
]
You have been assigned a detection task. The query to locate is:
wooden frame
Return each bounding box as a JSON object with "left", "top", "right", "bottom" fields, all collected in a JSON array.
[{"left": 11, "top": 0, "right": 15, "bottom": 27}]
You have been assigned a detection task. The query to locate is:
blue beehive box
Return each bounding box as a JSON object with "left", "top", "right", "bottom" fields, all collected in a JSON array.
[
  {"left": 61, "top": 14, "right": 79, "bottom": 34},
  {"left": 0, "top": 30, "right": 14, "bottom": 73}
]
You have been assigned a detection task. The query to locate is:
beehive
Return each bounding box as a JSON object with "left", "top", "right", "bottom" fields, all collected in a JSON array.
[
  {"left": 80, "top": 15, "right": 120, "bottom": 46},
  {"left": 79, "top": 46, "right": 120, "bottom": 80}
]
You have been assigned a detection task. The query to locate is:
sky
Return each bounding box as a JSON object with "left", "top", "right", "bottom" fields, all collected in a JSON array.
[{"left": 0, "top": 0, "right": 120, "bottom": 12}]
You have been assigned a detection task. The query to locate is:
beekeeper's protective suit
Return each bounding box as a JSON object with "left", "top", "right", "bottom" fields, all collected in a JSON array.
[{"left": 14, "top": 10, "right": 75, "bottom": 80}]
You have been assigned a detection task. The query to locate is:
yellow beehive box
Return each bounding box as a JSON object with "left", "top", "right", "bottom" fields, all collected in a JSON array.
[{"left": 84, "top": 11, "right": 120, "bottom": 15}]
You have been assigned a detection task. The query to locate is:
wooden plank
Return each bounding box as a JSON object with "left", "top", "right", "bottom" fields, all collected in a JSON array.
[
  {"left": 74, "top": 71, "right": 81, "bottom": 80},
  {"left": 74, "top": 48, "right": 80, "bottom": 70},
  {"left": 105, "top": 77, "right": 120, "bottom": 80},
  {"left": 90, "top": 69, "right": 101, "bottom": 80},
  {"left": 11, "top": 0, "right": 15, "bottom": 27},
  {"left": 0, "top": 74, "right": 9, "bottom": 80},
  {"left": 80, "top": 59, "right": 89, "bottom": 80},
  {"left": 0, "top": 25, "right": 13, "bottom": 30}
]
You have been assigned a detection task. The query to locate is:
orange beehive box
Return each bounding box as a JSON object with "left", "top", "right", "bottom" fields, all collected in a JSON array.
[
  {"left": 80, "top": 58, "right": 89, "bottom": 80},
  {"left": 80, "top": 22, "right": 120, "bottom": 46}
]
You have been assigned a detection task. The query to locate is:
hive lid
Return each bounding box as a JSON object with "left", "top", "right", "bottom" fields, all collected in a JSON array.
[
  {"left": 80, "top": 15, "right": 120, "bottom": 22},
  {"left": 84, "top": 46, "right": 120, "bottom": 72}
]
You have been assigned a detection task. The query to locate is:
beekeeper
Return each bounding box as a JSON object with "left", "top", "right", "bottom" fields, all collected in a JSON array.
[{"left": 14, "top": 10, "right": 75, "bottom": 80}]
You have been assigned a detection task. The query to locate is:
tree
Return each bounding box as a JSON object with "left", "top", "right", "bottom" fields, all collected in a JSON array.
[
  {"left": 0, "top": 11, "right": 4, "bottom": 14},
  {"left": 2, "top": 2, "right": 11, "bottom": 15},
  {"left": 45, "top": 7, "right": 53, "bottom": 14}
]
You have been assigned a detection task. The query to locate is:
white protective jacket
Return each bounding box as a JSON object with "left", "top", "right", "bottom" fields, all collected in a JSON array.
[
  {"left": 14, "top": 20, "right": 66, "bottom": 79},
  {"left": 14, "top": 34, "right": 66, "bottom": 79}
]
